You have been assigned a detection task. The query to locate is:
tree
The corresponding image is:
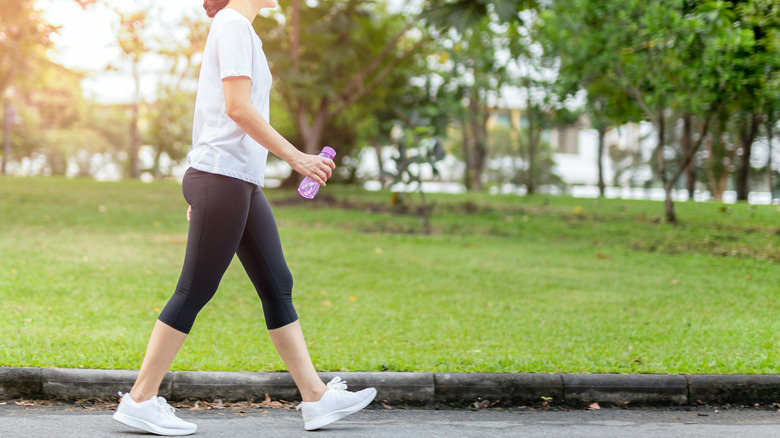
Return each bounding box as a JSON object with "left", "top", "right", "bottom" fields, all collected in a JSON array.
[
  {"left": 766, "top": 94, "right": 780, "bottom": 201},
  {"left": 538, "top": 1, "right": 643, "bottom": 197},
  {"left": 382, "top": 113, "right": 446, "bottom": 234},
  {"left": 538, "top": 0, "right": 756, "bottom": 223},
  {"left": 730, "top": 0, "right": 780, "bottom": 201},
  {"left": 432, "top": 19, "right": 513, "bottom": 191},
  {"left": 146, "top": 14, "right": 209, "bottom": 179},
  {"left": 113, "top": 5, "right": 152, "bottom": 179},
  {"left": 255, "top": 0, "right": 428, "bottom": 169},
  {"left": 0, "top": 0, "right": 59, "bottom": 174},
  {"left": 0, "top": 0, "right": 58, "bottom": 98},
  {"left": 421, "top": 0, "right": 538, "bottom": 191}
]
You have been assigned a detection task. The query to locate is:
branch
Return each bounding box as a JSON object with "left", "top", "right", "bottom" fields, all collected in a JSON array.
[
  {"left": 615, "top": 64, "right": 658, "bottom": 125},
  {"left": 337, "top": 21, "right": 416, "bottom": 102},
  {"left": 669, "top": 107, "right": 714, "bottom": 185},
  {"left": 327, "top": 36, "right": 429, "bottom": 118},
  {"left": 290, "top": 0, "right": 300, "bottom": 69}
]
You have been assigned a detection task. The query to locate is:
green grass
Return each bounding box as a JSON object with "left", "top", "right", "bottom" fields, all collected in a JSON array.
[{"left": 0, "top": 176, "right": 778, "bottom": 374}]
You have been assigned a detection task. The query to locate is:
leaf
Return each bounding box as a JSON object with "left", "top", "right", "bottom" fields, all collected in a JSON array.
[
  {"left": 474, "top": 399, "right": 490, "bottom": 409},
  {"left": 589, "top": 402, "right": 601, "bottom": 410}
]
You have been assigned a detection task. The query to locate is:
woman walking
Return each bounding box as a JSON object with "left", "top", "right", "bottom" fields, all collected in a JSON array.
[{"left": 112, "top": 0, "right": 376, "bottom": 435}]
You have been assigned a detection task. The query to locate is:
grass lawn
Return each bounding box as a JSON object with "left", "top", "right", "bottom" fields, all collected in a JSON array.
[{"left": 0, "top": 176, "right": 778, "bottom": 374}]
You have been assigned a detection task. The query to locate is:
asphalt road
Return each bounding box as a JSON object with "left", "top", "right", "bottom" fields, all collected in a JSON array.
[{"left": 1, "top": 402, "right": 779, "bottom": 438}]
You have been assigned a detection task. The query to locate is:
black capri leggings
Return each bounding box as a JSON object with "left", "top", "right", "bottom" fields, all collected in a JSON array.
[{"left": 158, "top": 168, "right": 298, "bottom": 334}]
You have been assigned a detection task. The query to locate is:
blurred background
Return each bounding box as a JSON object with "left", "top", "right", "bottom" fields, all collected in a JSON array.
[{"left": 2, "top": 0, "right": 779, "bottom": 212}]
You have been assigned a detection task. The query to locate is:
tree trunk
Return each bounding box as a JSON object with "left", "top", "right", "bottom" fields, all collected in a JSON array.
[
  {"left": 768, "top": 112, "right": 776, "bottom": 201},
  {"left": 2, "top": 98, "right": 10, "bottom": 175},
  {"left": 706, "top": 114, "right": 733, "bottom": 202},
  {"left": 656, "top": 109, "right": 676, "bottom": 223},
  {"left": 712, "top": 145, "right": 734, "bottom": 202},
  {"left": 297, "top": 99, "right": 329, "bottom": 156},
  {"left": 130, "top": 103, "right": 140, "bottom": 179},
  {"left": 526, "top": 94, "right": 536, "bottom": 195},
  {"left": 129, "top": 62, "right": 141, "bottom": 179},
  {"left": 460, "top": 114, "right": 473, "bottom": 191},
  {"left": 706, "top": 135, "right": 727, "bottom": 202},
  {"left": 152, "top": 148, "right": 163, "bottom": 180},
  {"left": 468, "top": 93, "right": 484, "bottom": 191},
  {"left": 681, "top": 113, "right": 695, "bottom": 200},
  {"left": 597, "top": 124, "right": 606, "bottom": 198},
  {"left": 735, "top": 111, "right": 760, "bottom": 201},
  {"left": 374, "top": 142, "right": 386, "bottom": 187}
]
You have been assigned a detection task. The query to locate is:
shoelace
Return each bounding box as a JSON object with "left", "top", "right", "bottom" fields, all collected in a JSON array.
[
  {"left": 118, "top": 392, "right": 176, "bottom": 416},
  {"left": 295, "top": 377, "right": 348, "bottom": 410},
  {"left": 151, "top": 396, "right": 177, "bottom": 416},
  {"left": 326, "top": 376, "right": 348, "bottom": 391}
]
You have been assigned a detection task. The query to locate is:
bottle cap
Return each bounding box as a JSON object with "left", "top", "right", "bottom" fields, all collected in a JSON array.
[{"left": 321, "top": 146, "right": 336, "bottom": 159}]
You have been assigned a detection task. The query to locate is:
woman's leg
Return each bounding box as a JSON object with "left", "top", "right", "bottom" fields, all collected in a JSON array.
[
  {"left": 129, "top": 169, "right": 255, "bottom": 402},
  {"left": 269, "top": 321, "right": 328, "bottom": 402},
  {"left": 236, "top": 187, "right": 327, "bottom": 402},
  {"left": 128, "top": 320, "right": 187, "bottom": 402}
]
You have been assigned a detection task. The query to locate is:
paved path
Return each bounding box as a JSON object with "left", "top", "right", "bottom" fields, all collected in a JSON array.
[{"left": 1, "top": 403, "right": 779, "bottom": 437}]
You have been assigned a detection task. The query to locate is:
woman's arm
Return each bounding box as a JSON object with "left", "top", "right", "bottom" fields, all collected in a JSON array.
[{"left": 222, "top": 76, "right": 334, "bottom": 186}]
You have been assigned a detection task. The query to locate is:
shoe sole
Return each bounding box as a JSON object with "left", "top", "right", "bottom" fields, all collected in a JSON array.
[
  {"left": 113, "top": 411, "right": 197, "bottom": 436},
  {"left": 304, "top": 388, "right": 378, "bottom": 431}
]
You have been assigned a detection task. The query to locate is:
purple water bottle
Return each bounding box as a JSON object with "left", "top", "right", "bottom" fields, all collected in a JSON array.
[{"left": 298, "top": 146, "right": 336, "bottom": 199}]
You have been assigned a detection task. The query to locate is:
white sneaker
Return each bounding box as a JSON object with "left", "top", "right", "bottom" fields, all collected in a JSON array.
[
  {"left": 297, "top": 377, "right": 377, "bottom": 431},
  {"left": 113, "top": 392, "right": 197, "bottom": 436}
]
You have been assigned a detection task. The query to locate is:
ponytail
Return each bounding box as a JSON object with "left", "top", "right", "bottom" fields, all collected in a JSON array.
[{"left": 203, "top": 0, "right": 229, "bottom": 18}]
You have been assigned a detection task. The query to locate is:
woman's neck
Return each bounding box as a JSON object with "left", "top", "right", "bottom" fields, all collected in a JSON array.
[{"left": 225, "top": 0, "right": 260, "bottom": 22}]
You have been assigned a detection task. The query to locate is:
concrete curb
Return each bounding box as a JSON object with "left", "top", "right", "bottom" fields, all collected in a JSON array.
[
  {"left": 562, "top": 373, "right": 688, "bottom": 406},
  {"left": 1, "top": 368, "right": 779, "bottom": 407}
]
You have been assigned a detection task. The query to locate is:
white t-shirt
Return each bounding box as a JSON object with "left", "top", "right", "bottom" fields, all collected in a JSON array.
[{"left": 188, "top": 8, "right": 272, "bottom": 186}]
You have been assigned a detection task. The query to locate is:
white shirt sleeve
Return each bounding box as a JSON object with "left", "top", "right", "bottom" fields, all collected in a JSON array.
[{"left": 215, "top": 21, "right": 253, "bottom": 80}]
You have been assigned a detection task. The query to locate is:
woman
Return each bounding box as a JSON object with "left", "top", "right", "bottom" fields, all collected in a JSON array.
[{"left": 112, "top": 0, "right": 376, "bottom": 435}]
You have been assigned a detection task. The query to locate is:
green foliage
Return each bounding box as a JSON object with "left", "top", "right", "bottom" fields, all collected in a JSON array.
[
  {"left": 608, "top": 141, "right": 644, "bottom": 187},
  {"left": 145, "top": 87, "right": 196, "bottom": 178},
  {"left": 382, "top": 112, "right": 446, "bottom": 233},
  {"left": 41, "top": 128, "right": 112, "bottom": 176},
  {"left": 0, "top": 0, "right": 58, "bottom": 96},
  {"left": 487, "top": 124, "right": 514, "bottom": 157},
  {"left": 1, "top": 48, "right": 117, "bottom": 176},
  {"left": 254, "top": 0, "right": 426, "bottom": 159},
  {"left": 385, "top": 122, "right": 446, "bottom": 187},
  {"left": 423, "top": 11, "right": 520, "bottom": 190},
  {"left": 116, "top": 8, "right": 151, "bottom": 63},
  {"left": 536, "top": 0, "right": 780, "bottom": 218},
  {"left": 513, "top": 132, "right": 564, "bottom": 190},
  {"left": 421, "top": 0, "right": 538, "bottom": 32}
]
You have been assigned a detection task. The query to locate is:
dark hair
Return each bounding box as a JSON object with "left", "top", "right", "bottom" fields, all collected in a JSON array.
[{"left": 204, "top": 0, "right": 229, "bottom": 18}]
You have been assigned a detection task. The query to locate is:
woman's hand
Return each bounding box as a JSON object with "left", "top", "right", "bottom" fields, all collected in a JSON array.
[
  {"left": 289, "top": 152, "right": 335, "bottom": 186},
  {"left": 187, "top": 205, "right": 192, "bottom": 223}
]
